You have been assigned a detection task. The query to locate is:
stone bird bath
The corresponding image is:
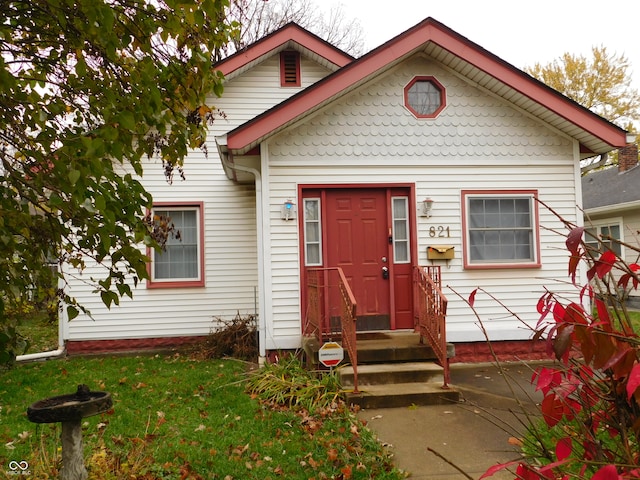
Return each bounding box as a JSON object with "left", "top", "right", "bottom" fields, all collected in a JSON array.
[{"left": 27, "top": 384, "right": 112, "bottom": 480}]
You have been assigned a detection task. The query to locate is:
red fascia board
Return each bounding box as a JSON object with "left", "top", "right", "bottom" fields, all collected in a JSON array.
[
  {"left": 423, "top": 24, "right": 627, "bottom": 148},
  {"left": 216, "top": 24, "right": 354, "bottom": 77},
  {"left": 227, "top": 18, "right": 627, "bottom": 151}
]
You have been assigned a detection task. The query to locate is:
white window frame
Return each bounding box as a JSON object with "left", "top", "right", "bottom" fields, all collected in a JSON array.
[
  {"left": 391, "top": 196, "right": 410, "bottom": 264},
  {"left": 303, "top": 198, "right": 322, "bottom": 266},
  {"left": 463, "top": 190, "right": 540, "bottom": 269},
  {"left": 584, "top": 218, "right": 624, "bottom": 258},
  {"left": 148, "top": 203, "right": 204, "bottom": 288}
]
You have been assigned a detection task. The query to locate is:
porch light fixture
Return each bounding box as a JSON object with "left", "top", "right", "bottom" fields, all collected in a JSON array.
[
  {"left": 420, "top": 197, "right": 434, "bottom": 217},
  {"left": 281, "top": 199, "right": 297, "bottom": 221}
]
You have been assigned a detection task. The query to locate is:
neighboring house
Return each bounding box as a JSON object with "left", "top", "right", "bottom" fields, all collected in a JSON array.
[
  {"left": 582, "top": 144, "right": 640, "bottom": 307},
  {"left": 62, "top": 18, "right": 632, "bottom": 360}
]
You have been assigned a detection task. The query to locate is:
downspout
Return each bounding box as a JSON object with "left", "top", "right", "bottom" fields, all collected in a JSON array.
[
  {"left": 581, "top": 153, "right": 608, "bottom": 174},
  {"left": 573, "top": 140, "right": 591, "bottom": 315},
  {"left": 217, "top": 136, "right": 267, "bottom": 361},
  {"left": 16, "top": 340, "right": 65, "bottom": 363}
]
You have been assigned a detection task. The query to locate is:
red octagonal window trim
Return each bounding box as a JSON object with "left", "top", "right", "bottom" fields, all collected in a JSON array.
[{"left": 404, "top": 76, "right": 446, "bottom": 118}]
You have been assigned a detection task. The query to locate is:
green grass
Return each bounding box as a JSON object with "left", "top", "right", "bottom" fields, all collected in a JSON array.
[
  {"left": 16, "top": 313, "right": 59, "bottom": 354},
  {"left": 600, "top": 307, "right": 640, "bottom": 335},
  {"left": 0, "top": 354, "right": 403, "bottom": 479},
  {"left": 627, "top": 309, "right": 640, "bottom": 330}
]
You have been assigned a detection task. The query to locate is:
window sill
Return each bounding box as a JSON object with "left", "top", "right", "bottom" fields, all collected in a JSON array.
[
  {"left": 146, "top": 279, "right": 205, "bottom": 289},
  {"left": 463, "top": 262, "right": 541, "bottom": 270}
]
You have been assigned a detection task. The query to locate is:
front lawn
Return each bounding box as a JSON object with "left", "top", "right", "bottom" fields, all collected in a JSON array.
[
  {"left": 16, "top": 312, "right": 59, "bottom": 355},
  {"left": 0, "top": 354, "right": 403, "bottom": 479}
]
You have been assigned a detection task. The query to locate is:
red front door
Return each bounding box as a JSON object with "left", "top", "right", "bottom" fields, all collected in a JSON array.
[{"left": 326, "top": 189, "right": 391, "bottom": 330}]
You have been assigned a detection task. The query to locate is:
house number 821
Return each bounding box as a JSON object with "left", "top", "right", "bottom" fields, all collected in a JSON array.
[{"left": 429, "top": 226, "right": 450, "bottom": 238}]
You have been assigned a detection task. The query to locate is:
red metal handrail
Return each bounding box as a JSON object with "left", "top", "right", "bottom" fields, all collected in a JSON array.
[
  {"left": 304, "top": 267, "right": 359, "bottom": 393},
  {"left": 414, "top": 265, "right": 450, "bottom": 387}
]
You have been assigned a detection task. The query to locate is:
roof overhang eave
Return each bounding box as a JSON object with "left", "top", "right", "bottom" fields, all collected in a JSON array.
[
  {"left": 425, "top": 42, "right": 629, "bottom": 153},
  {"left": 584, "top": 199, "right": 640, "bottom": 217},
  {"left": 215, "top": 134, "right": 238, "bottom": 182},
  {"left": 221, "top": 41, "right": 346, "bottom": 82},
  {"left": 215, "top": 23, "right": 354, "bottom": 80}
]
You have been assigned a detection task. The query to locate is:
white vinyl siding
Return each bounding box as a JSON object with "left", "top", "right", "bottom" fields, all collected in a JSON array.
[
  {"left": 62, "top": 157, "right": 259, "bottom": 341},
  {"left": 215, "top": 55, "right": 333, "bottom": 129},
  {"left": 64, "top": 50, "right": 333, "bottom": 343}
]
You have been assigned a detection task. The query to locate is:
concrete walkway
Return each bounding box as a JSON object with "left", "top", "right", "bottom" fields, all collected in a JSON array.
[{"left": 356, "top": 361, "right": 546, "bottom": 479}]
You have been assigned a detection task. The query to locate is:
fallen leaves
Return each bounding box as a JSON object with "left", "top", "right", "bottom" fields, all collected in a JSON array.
[
  {"left": 327, "top": 448, "right": 339, "bottom": 462},
  {"left": 508, "top": 436, "right": 523, "bottom": 447},
  {"left": 229, "top": 443, "right": 249, "bottom": 457},
  {"left": 302, "top": 453, "right": 320, "bottom": 469},
  {"left": 340, "top": 464, "right": 352, "bottom": 478}
]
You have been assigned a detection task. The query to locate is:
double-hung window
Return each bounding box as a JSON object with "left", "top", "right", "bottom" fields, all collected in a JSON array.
[
  {"left": 148, "top": 203, "right": 204, "bottom": 288},
  {"left": 462, "top": 190, "right": 540, "bottom": 268},
  {"left": 585, "top": 220, "right": 622, "bottom": 257}
]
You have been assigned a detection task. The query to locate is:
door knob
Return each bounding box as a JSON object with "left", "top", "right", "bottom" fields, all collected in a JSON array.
[{"left": 382, "top": 266, "right": 389, "bottom": 279}]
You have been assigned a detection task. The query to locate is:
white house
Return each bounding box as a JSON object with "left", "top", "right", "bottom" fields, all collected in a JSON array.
[{"left": 62, "top": 18, "right": 632, "bottom": 360}]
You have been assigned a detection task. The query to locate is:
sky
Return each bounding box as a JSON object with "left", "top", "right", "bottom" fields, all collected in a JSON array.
[{"left": 322, "top": 0, "right": 640, "bottom": 90}]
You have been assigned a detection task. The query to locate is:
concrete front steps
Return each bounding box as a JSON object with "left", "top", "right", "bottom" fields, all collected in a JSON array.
[
  {"left": 340, "top": 362, "right": 460, "bottom": 408},
  {"left": 338, "top": 332, "right": 460, "bottom": 408}
]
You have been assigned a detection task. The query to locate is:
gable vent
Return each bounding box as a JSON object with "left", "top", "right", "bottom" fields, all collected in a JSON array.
[{"left": 280, "top": 51, "right": 300, "bottom": 87}]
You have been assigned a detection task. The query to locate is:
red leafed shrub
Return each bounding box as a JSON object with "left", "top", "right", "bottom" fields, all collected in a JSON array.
[{"left": 481, "top": 218, "right": 640, "bottom": 479}]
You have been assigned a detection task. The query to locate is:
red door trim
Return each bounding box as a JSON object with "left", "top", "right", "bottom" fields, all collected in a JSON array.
[
  {"left": 298, "top": 184, "right": 417, "bottom": 332},
  {"left": 385, "top": 189, "right": 397, "bottom": 329},
  {"left": 388, "top": 187, "right": 418, "bottom": 330},
  {"left": 299, "top": 182, "right": 414, "bottom": 190}
]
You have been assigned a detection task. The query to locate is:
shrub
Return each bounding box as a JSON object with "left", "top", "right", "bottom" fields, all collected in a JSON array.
[
  {"left": 481, "top": 212, "right": 640, "bottom": 479},
  {"left": 245, "top": 354, "right": 343, "bottom": 411},
  {"left": 192, "top": 312, "right": 258, "bottom": 361}
]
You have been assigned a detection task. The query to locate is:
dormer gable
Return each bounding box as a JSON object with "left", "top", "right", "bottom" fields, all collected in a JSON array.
[{"left": 214, "top": 23, "right": 354, "bottom": 82}]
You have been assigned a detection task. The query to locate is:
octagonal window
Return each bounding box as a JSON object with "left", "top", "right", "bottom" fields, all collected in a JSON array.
[{"left": 404, "top": 76, "right": 446, "bottom": 118}]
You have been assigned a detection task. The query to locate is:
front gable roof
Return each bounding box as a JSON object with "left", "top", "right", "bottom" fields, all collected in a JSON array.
[
  {"left": 214, "top": 22, "right": 355, "bottom": 81},
  {"left": 223, "top": 17, "right": 629, "bottom": 157}
]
